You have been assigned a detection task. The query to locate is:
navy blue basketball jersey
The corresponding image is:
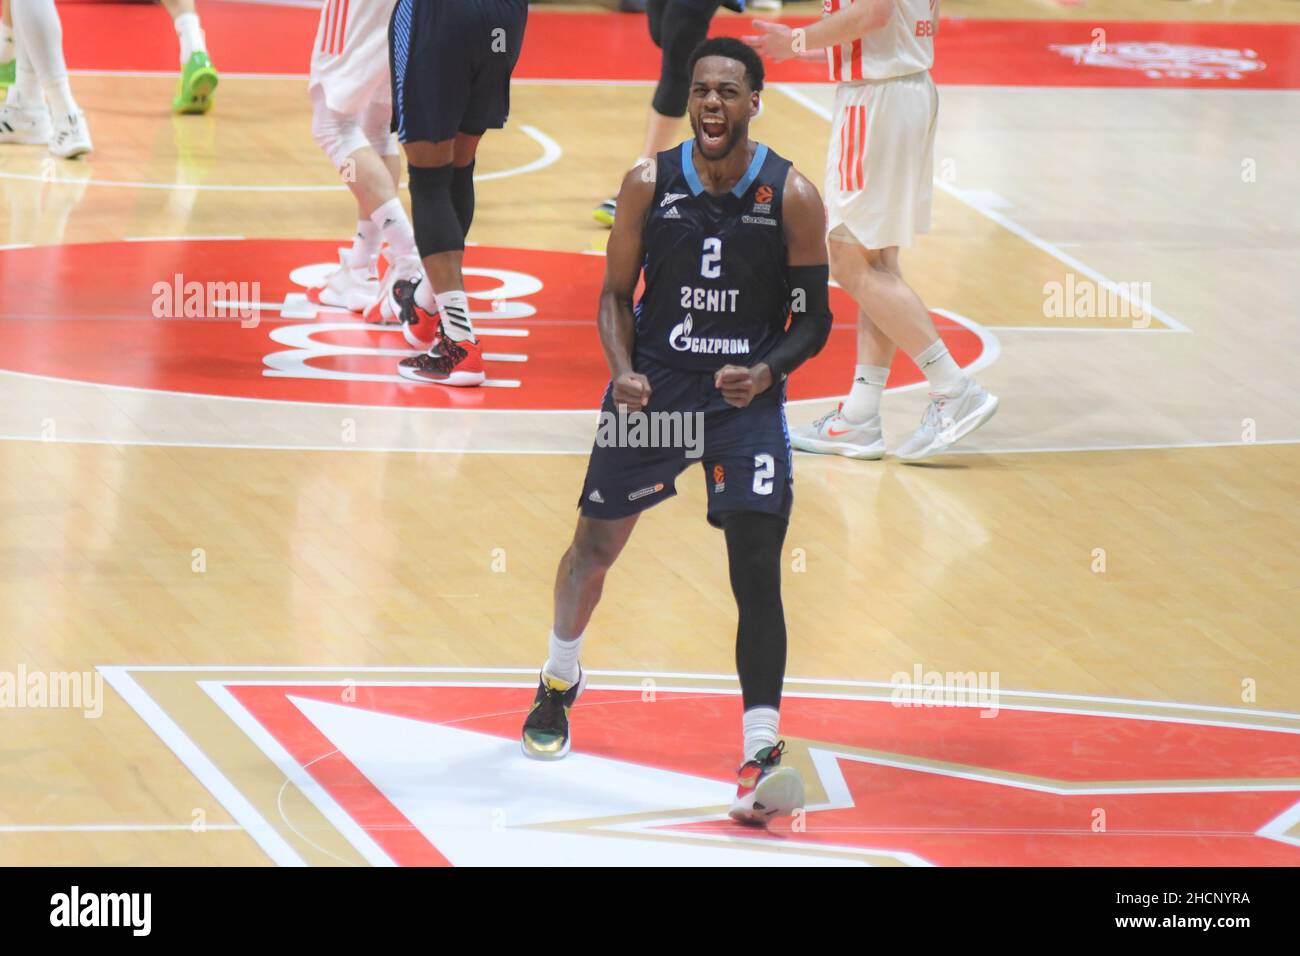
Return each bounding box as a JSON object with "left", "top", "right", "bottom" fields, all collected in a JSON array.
[{"left": 634, "top": 140, "right": 793, "bottom": 373}]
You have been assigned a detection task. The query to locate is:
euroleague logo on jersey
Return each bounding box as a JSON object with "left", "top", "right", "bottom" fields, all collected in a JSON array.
[{"left": 753, "top": 184, "right": 774, "bottom": 214}]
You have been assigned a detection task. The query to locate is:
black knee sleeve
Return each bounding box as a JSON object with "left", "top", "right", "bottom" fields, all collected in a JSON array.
[
  {"left": 407, "top": 163, "right": 463, "bottom": 258},
  {"left": 451, "top": 161, "right": 476, "bottom": 239},
  {"left": 652, "top": 2, "right": 715, "bottom": 118},
  {"left": 723, "top": 511, "right": 788, "bottom": 711}
]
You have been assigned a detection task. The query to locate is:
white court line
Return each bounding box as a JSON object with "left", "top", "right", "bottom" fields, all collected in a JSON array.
[
  {"left": 106, "top": 665, "right": 1300, "bottom": 725},
  {"left": 200, "top": 681, "right": 396, "bottom": 867},
  {"left": 773, "top": 82, "right": 1193, "bottom": 334},
  {"left": 96, "top": 666, "right": 307, "bottom": 866},
  {"left": 4, "top": 428, "right": 1298, "bottom": 456},
  {"left": 0, "top": 125, "right": 561, "bottom": 192}
]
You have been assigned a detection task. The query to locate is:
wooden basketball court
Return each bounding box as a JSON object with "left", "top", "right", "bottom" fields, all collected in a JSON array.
[{"left": 1, "top": 0, "right": 1297, "bottom": 867}]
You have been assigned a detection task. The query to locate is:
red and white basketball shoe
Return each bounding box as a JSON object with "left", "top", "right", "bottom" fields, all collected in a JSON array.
[
  {"left": 397, "top": 322, "right": 485, "bottom": 387},
  {"left": 729, "top": 741, "right": 805, "bottom": 825}
]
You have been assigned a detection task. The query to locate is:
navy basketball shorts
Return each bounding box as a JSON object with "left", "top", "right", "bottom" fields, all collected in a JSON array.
[
  {"left": 578, "top": 358, "right": 794, "bottom": 529},
  {"left": 389, "top": 0, "right": 528, "bottom": 144}
]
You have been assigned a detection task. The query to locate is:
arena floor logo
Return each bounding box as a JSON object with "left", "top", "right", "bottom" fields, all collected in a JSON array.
[
  {"left": 100, "top": 666, "right": 1300, "bottom": 867},
  {"left": 0, "top": 239, "right": 986, "bottom": 411},
  {"left": 1048, "top": 42, "right": 1266, "bottom": 81}
]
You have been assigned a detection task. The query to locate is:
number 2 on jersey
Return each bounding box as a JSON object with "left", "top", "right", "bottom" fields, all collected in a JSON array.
[{"left": 700, "top": 237, "right": 722, "bottom": 279}]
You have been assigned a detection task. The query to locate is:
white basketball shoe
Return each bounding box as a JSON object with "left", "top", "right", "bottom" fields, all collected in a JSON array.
[
  {"left": 49, "top": 111, "right": 92, "bottom": 158},
  {"left": 0, "top": 103, "right": 53, "bottom": 145},
  {"left": 894, "top": 380, "right": 999, "bottom": 462},
  {"left": 790, "top": 404, "right": 886, "bottom": 460},
  {"left": 312, "top": 249, "right": 380, "bottom": 313}
]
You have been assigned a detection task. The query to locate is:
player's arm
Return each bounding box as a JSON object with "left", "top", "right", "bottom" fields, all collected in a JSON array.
[
  {"left": 744, "top": 2, "right": 894, "bottom": 63},
  {"left": 715, "top": 168, "right": 832, "bottom": 408},
  {"left": 598, "top": 162, "right": 656, "bottom": 412}
]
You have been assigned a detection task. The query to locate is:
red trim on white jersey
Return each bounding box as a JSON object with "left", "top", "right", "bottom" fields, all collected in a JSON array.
[
  {"left": 838, "top": 104, "right": 866, "bottom": 191},
  {"left": 321, "top": 0, "right": 351, "bottom": 56}
]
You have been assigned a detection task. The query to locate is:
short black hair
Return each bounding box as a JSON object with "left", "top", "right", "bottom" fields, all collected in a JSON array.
[{"left": 687, "top": 36, "right": 765, "bottom": 93}]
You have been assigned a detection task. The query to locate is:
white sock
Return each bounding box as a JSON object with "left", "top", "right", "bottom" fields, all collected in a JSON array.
[
  {"left": 842, "top": 364, "right": 889, "bottom": 423},
  {"left": 912, "top": 338, "right": 967, "bottom": 396},
  {"left": 10, "top": 0, "right": 78, "bottom": 116},
  {"left": 9, "top": 49, "right": 40, "bottom": 110},
  {"left": 0, "top": 23, "right": 15, "bottom": 64},
  {"left": 347, "top": 219, "right": 381, "bottom": 269},
  {"left": 174, "top": 12, "right": 206, "bottom": 64},
  {"left": 435, "top": 290, "right": 474, "bottom": 343},
  {"left": 369, "top": 197, "right": 418, "bottom": 262},
  {"left": 544, "top": 629, "right": 583, "bottom": 685},
  {"left": 743, "top": 707, "right": 780, "bottom": 762}
]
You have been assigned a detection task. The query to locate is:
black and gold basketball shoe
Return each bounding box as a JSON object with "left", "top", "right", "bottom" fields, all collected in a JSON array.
[{"left": 520, "top": 667, "right": 587, "bottom": 760}]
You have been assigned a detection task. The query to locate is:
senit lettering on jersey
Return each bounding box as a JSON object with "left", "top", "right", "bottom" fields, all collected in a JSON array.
[{"left": 679, "top": 286, "right": 741, "bottom": 312}]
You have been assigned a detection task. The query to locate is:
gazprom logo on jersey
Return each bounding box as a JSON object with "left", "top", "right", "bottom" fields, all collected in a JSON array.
[
  {"left": 596, "top": 404, "right": 704, "bottom": 459},
  {"left": 668, "top": 314, "right": 750, "bottom": 357}
]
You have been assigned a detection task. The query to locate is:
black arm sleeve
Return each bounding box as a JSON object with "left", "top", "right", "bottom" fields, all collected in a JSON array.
[{"left": 762, "top": 264, "right": 833, "bottom": 380}]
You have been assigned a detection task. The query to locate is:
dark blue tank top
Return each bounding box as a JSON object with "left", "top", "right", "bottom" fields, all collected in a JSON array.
[{"left": 634, "top": 140, "right": 793, "bottom": 373}]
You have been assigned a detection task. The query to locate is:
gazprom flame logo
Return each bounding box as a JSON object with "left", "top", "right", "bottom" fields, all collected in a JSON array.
[
  {"left": 1049, "top": 42, "right": 1266, "bottom": 80},
  {"left": 669, "top": 313, "right": 694, "bottom": 351}
]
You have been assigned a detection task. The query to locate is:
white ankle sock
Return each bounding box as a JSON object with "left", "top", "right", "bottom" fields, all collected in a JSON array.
[
  {"left": 435, "top": 290, "right": 473, "bottom": 343},
  {"left": 369, "top": 197, "right": 417, "bottom": 261},
  {"left": 912, "top": 338, "right": 967, "bottom": 396},
  {"left": 742, "top": 706, "right": 780, "bottom": 762},
  {"left": 842, "top": 364, "right": 889, "bottom": 423},
  {"left": 174, "top": 12, "right": 206, "bottom": 64},
  {"left": 347, "top": 219, "right": 381, "bottom": 269},
  {"left": 544, "top": 629, "right": 583, "bottom": 684},
  {"left": 11, "top": 0, "right": 78, "bottom": 116},
  {"left": 10, "top": 56, "right": 40, "bottom": 111}
]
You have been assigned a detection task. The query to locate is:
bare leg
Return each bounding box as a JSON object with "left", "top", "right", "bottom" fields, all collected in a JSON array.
[
  {"left": 552, "top": 514, "right": 639, "bottom": 641},
  {"left": 341, "top": 145, "right": 400, "bottom": 219},
  {"left": 829, "top": 239, "right": 939, "bottom": 358}
]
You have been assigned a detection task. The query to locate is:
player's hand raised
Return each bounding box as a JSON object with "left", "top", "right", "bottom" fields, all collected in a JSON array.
[
  {"left": 715, "top": 364, "right": 773, "bottom": 408},
  {"left": 613, "top": 371, "right": 652, "bottom": 412},
  {"left": 743, "top": 21, "right": 798, "bottom": 64}
]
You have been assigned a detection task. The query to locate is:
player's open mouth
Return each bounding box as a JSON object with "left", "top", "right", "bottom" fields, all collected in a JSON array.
[{"left": 700, "top": 114, "right": 727, "bottom": 146}]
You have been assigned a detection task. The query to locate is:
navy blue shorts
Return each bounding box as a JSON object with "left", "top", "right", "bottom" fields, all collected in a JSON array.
[
  {"left": 389, "top": 0, "right": 528, "bottom": 144},
  {"left": 578, "top": 358, "right": 794, "bottom": 529}
]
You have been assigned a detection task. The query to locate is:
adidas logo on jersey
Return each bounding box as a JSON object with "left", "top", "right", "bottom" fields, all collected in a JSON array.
[
  {"left": 660, "top": 192, "right": 688, "bottom": 208},
  {"left": 663, "top": 206, "right": 682, "bottom": 220},
  {"left": 588, "top": 489, "right": 604, "bottom": 504}
]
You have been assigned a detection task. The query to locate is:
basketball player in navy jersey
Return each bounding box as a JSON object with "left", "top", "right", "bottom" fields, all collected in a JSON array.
[
  {"left": 521, "top": 38, "right": 833, "bottom": 825},
  {"left": 386, "top": 0, "right": 528, "bottom": 386}
]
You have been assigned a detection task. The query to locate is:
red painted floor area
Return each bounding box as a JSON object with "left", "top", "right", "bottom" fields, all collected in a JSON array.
[
  {"left": 228, "top": 681, "right": 1300, "bottom": 866},
  {"left": 0, "top": 239, "right": 982, "bottom": 409},
  {"left": 59, "top": 2, "right": 1300, "bottom": 89}
]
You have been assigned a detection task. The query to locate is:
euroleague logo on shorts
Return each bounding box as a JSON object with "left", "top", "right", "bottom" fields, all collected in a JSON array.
[{"left": 712, "top": 464, "right": 726, "bottom": 493}]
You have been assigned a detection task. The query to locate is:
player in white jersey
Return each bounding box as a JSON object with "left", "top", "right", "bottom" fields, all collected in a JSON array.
[
  {"left": 307, "top": 0, "right": 426, "bottom": 330},
  {"left": 0, "top": 0, "right": 91, "bottom": 157},
  {"left": 747, "top": 1, "right": 997, "bottom": 461}
]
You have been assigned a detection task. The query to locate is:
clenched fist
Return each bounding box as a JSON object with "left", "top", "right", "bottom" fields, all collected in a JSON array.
[
  {"left": 612, "top": 371, "right": 652, "bottom": 412},
  {"left": 714, "top": 364, "right": 773, "bottom": 409}
]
